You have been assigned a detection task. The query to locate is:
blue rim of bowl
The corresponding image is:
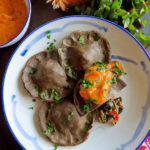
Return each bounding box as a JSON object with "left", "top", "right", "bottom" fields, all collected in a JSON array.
[
  {"left": 2, "top": 15, "right": 150, "bottom": 150},
  {"left": 0, "top": 0, "right": 31, "bottom": 47}
]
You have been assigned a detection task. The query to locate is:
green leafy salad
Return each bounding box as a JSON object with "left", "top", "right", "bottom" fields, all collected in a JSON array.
[{"left": 74, "top": 0, "right": 150, "bottom": 48}]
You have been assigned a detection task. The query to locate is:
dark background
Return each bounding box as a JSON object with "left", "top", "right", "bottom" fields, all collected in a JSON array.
[{"left": 0, "top": 0, "right": 150, "bottom": 149}]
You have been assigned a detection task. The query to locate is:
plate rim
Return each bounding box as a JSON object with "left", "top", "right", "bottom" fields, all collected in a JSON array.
[{"left": 2, "top": 15, "right": 150, "bottom": 150}]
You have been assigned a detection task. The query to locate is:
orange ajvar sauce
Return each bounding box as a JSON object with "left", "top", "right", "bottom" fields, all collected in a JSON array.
[
  {"left": 79, "top": 61, "right": 124, "bottom": 105},
  {"left": 0, "top": 0, "right": 28, "bottom": 45}
]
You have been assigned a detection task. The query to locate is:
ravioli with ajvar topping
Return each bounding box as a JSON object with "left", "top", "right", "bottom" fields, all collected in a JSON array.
[
  {"left": 22, "top": 30, "right": 127, "bottom": 147},
  {"left": 79, "top": 61, "right": 125, "bottom": 105}
]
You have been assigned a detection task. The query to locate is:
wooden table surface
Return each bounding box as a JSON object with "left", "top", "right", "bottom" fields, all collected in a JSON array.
[{"left": 0, "top": 1, "right": 150, "bottom": 150}]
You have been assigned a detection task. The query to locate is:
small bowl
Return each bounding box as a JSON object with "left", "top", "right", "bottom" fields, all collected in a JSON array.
[{"left": 0, "top": 0, "right": 31, "bottom": 48}]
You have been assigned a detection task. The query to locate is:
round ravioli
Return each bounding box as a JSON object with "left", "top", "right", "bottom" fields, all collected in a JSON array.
[
  {"left": 74, "top": 78, "right": 126, "bottom": 116},
  {"left": 22, "top": 50, "right": 73, "bottom": 102},
  {"left": 58, "top": 30, "right": 111, "bottom": 79},
  {"left": 38, "top": 98, "right": 94, "bottom": 146}
]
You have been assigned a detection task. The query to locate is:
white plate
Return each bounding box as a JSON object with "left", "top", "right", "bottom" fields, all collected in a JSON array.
[{"left": 2, "top": 15, "right": 150, "bottom": 150}]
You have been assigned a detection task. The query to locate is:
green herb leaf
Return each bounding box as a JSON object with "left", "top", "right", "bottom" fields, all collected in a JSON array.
[
  {"left": 95, "top": 34, "right": 100, "bottom": 40},
  {"left": 88, "top": 98, "right": 97, "bottom": 102},
  {"left": 82, "top": 79, "right": 94, "bottom": 89},
  {"left": 67, "top": 112, "right": 74, "bottom": 121},
  {"left": 74, "top": 0, "right": 150, "bottom": 48},
  {"left": 65, "top": 85, "right": 71, "bottom": 89},
  {"left": 79, "top": 34, "right": 85, "bottom": 42},
  {"left": 44, "top": 122, "right": 56, "bottom": 135},
  {"left": 82, "top": 104, "right": 90, "bottom": 113},
  {"left": 53, "top": 144, "right": 58, "bottom": 150},
  {"left": 29, "top": 68, "right": 36, "bottom": 75},
  {"left": 67, "top": 66, "right": 72, "bottom": 73},
  {"left": 46, "top": 30, "right": 51, "bottom": 34},
  {"left": 54, "top": 95, "right": 60, "bottom": 101},
  {"left": 111, "top": 76, "right": 117, "bottom": 84},
  {"left": 80, "top": 42, "right": 85, "bottom": 45},
  {"left": 61, "top": 49, "right": 65, "bottom": 53},
  {"left": 47, "top": 42, "right": 56, "bottom": 50},
  {"left": 86, "top": 69, "right": 92, "bottom": 73},
  {"left": 35, "top": 86, "right": 39, "bottom": 92},
  {"left": 46, "top": 35, "right": 51, "bottom": 39},
  {"left": 79, "top": 35, "right": 85, "bottom": 45},
  {"left": 32, "top": 99, "right": 36, "bottom": 102},
  {"left": 28, "top": 106, "right": 33, "bottom": 110}
]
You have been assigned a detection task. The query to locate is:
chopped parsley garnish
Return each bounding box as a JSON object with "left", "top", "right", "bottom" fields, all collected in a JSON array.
[
  {"left": 67, "top": 112, "right": 74, "bottom": 121},
  {"left": 79, "top": 34, "right": 85, "bottom": 42},
  {"left": 80, "top": 95, "right": 97, "bottom": 114},
  {"left": 86, "top": 69, "right": 92, "bottom": 73},
  {"left": 39, "top": 92, "right": 47, "bottom": 99},
  {"left": 88, "top": 98, "right": 97, "bottom": 102},
  {"left": 66, "top": 66, "right": 77, "bottom": 79},
  {"left": 67, "top": 66, "right": 72, "bottom": 73},
  {"left": 82, "top": 79, "right": 94, "bottom": 89},
  {"left": 97, "top": 66, "right": 105, "bottom": 71},
  {"left": 81, "top": 98, "right": 97, "bottom": 113},
  {"left": 82, "top": 104, "right": 90, "bottom": 113},
  {"left": 47, "top": 42, "right": 56, "bottom": 50},
  {"left": 46, "top": 35, "right": 51, "bottom": 39},
  {"left": 28, "top": 106, "right": 33, "bottom": 110},
  {"left": 61, "top": 49, "right": 65, "bottom": 53},
  {"left": 105, "top": 79, "right": 109, "bottom": 83},
  {"left": 79, "top": 34, "right": 85, "bottom": 45},
  {"left": 101, "top": 114, "right": 107, "bottom": 122},
  {"left": 44, "top": 122, "right": 56, "bottom": 135},
  {"left": 53, "top": 144, "right": 58, "bottom": 150},
  {"left": 72, "top": 71, "right": 77, "bottom": 79},
  {"left": 111, "top": 76, "right": 117, "bottom": 84},
  {"left": 93, "top": 62, "right": 107, "bottom": 66},
  {"left": 54, "top": 95, "right": 60, "bottom": 101},
  {"left": 46, "top": 30, "right": 51, "bottom": 34},
  {"left": 81, "top": 42, "right": 85, "bottom": 45},
  {"left": 93, "top": 62, "right": 109, "bottom": 72},
  {"left": 105, "top": 77, "right": 117, "bottom": 84},
  {"left": 29, "top": 68, "right": 36, "bottom": 74},
  {"left": 32, "top": 99, "right": 36, "bottom": 102},
  {"left": 95, "top": 34, "right": 100, "bottom": 40},
  {"left": 65, "top": 85, "right": 71, "bottom": 89},
  {"left": 35, "top": 86, "right": 39, "bottom": 92},
  {"left": 50, "top": 88, "right": 61, "bottom": 103},
  {"left": 112, "top": 64, "right": 123, "bottom": 77}
]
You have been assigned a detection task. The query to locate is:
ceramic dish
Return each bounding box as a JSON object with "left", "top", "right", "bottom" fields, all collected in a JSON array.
[
  {"left": 0, "top": 0, "right": 31, "bottom": 48},
  {"left": 2, "top": 15, "right": 150, "bottom": 150}
]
